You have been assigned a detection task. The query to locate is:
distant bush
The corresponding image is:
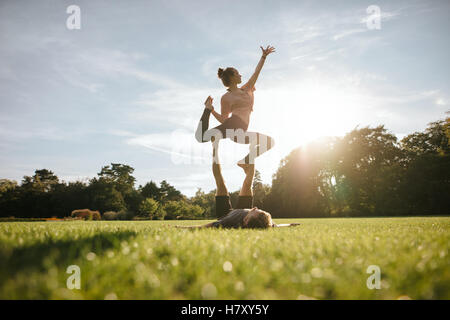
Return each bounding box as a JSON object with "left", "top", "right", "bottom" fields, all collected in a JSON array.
[
  {"left": 101, "top": 210, "right": 134, "bottom": 220},
  {"left": 175, "top": 203, "right": 204, "bottom": 220},
  {"left": 91, "top": 211, "right": 101, "bottom": 220},
  {"left": 163, "top": 200, "right": 204, "bottom": 220},
  {"left": 102, "top": 211, "right": 120, "bottom": 220},
  {"left": 132, "top": 216, "right": 152, "bottom": 221},
  {"left": 71, "top": 209, "right": 101, "bottom": 221},
  {"left": 118, "top": 210, "right": 134, "bottom": 220}
]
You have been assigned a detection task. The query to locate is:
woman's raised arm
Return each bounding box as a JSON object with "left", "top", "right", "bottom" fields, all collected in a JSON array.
[{"left": 242, "top": 45, "right": 275, "bottom": 89}]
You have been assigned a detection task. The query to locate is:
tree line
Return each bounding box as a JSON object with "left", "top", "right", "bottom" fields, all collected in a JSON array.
[
  {"left": 264, "top": 116, "right": 449, "bottom": 217},
  {"left": 0, "top": 115, "right": 448, "bottom": 219},
  {"left": 0, "top": 164, "right": 208, "bottom": 220}
]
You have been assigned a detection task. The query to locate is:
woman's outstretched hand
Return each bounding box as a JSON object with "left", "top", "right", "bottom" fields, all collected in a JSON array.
[
  {"left": 260, "top": 45, "right": 276, "bottom": 58},
  {"left": 204, "top": 96, "right": 214, "bottom": 110}
]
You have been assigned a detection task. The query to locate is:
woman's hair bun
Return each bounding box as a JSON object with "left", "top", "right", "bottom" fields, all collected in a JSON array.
[{"left": 217, "top": 68, "right": 224, "bottom": 79}]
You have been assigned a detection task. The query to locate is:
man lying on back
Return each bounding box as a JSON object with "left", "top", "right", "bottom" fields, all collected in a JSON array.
[{"left": 177, "top": 163, "right": 299, "bottom": 229}]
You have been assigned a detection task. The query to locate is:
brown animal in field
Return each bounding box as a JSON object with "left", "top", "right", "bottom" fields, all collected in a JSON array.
[{"left": 71, "top": 209, "right": 101, "bottom": 220}]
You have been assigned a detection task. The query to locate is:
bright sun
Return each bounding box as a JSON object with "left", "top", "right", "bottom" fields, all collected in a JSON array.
[{"left": 253, "top": 78, "right": 365, "bottom": 154}]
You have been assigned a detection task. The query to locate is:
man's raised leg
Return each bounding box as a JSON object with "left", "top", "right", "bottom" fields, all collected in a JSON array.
[{"left": 212, "top": 145, "right": 232, "bottom": 218}]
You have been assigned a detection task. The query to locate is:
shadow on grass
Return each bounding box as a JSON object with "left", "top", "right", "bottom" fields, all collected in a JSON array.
[{"left": 0, "top": 230, "right": 137, "bottom": 279}]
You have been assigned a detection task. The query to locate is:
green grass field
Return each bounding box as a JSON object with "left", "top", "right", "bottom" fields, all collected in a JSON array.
[{"left": 0, "top": 217, "right": 449, "bottom": 300}]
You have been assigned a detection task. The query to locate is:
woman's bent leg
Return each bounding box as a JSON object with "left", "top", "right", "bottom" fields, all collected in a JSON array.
[
  {"left": 195, "top": 108, "right": 212, "bottom": 143},
  {"left": 195, "top": 108, "right": 227, "bottom": 146},
  {"left": 237, "top": 132, "right": 275, "bottom": 164}
]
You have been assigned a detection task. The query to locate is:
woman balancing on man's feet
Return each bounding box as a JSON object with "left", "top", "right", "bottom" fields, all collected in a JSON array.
[
  {"left": 195, "top": 45, "right": 276, "bottom": 172},
  {"left": 187, "top": 47, "right": 299, "bottom": 229}
]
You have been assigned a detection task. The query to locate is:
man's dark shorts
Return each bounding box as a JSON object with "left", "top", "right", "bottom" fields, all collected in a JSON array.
[{"left": 215, "top": 195, "right": 253, "bottom": 219}]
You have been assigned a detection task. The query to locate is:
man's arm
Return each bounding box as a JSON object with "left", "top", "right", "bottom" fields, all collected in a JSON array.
[{"left": 273, "top": 223, "right": 300, "bottom": 228}]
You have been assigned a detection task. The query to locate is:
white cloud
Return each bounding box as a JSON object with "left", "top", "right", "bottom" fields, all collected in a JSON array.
[
  {"left": 435, "top": 98, "right": 448, "bottom": 106},
  {"left": 69, "top": 48, "right": 185, "bottom": 90},
  {"left": 130, "top": 86, "right": 224, "bottom": 130},
  {"left": 332, "top": 28, "right": 366, "bottom": 41}
]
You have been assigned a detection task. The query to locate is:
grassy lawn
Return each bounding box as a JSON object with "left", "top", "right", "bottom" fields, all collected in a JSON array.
[{"left": 0, "top": 217, "right": 449, "bottom": 299}]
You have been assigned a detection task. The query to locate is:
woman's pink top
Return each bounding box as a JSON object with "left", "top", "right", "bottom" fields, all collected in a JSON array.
[{"left": 222, "top": 83, "right": 255, "bottom": 126}]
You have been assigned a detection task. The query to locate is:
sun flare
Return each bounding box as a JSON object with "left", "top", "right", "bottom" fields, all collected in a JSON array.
[{"left": 253, "top": 77, "right": 365, "bottom": 154}]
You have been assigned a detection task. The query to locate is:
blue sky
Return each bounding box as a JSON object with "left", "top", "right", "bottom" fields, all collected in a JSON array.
[{"left": 1, "top": 0, "right": 449, "bottom": 196}]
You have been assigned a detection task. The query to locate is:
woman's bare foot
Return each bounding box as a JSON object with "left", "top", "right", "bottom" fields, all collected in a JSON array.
[{"left": 204, "top": 96, "right": 214, "bottom": 110}]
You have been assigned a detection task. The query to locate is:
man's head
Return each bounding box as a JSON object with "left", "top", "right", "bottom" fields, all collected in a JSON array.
[{"left": 243, "top": 207, "right": 273, "bottom": 229}]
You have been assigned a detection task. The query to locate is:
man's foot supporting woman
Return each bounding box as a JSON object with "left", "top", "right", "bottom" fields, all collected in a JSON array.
[
  {"left": 213, "top": 162, "right": 255, "bottom": 218},
  {"left": 236, "top": 163, "right": 254, "bottom": 209}
]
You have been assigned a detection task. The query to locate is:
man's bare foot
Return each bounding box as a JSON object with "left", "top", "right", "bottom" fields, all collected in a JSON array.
[{"left": 237, "top": 162, "right": 255, "bottom": 175}]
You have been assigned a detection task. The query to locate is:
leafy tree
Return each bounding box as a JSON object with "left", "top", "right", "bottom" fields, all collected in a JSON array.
[
  {"left": 163, "top": 200, "right": 182, "bottom": 220},
  {"left": 333, "top": 125, "right": 404, "bottom": 216},
  {"left": 266, "top": 126, "right": 406, "bottom": 217},
  {"left": 0, "top": 184, "right": 21, "bottom": 218},
  {"left": 444, "top": 114, "right": 450, "bottom": 143},
  {"left": 181, "top": 203, "right": 204, "bottom": 220},
  {"left": 0, "top": 179, "right": 18, "bottom": 194},
  {"left": 14, "top": 169, "right": 61, "bottom": 217},
  {"left": 50, "top": 181, "right": 90, "bottom": 217},
  {"left": 21, "top": 169, "right": 59, "bottom": 193},
  {"left": 88, "top": 178, "right": 126, "bottom": 213},
  {"left": 190, "top": 188, "right": 215, "bottom": 218},
  {"left": 124, "top": 189, "right": 144, "bottom": 216},
  {"left": 399, "top": 117, "right": 450, "bottom": 214},
  {"left": 266, "top": 138, "right": 331, "bottom": 218},
  {"left": 138, "top": 198, "right": 159, "bottom": 218},
  {"left": 398, "top": 154, "right": 450, "bottom": 214},
  {"left": 252, "top": 170, "right": 271, "bottom": 209},
  {"left": 154, "top": 205, "right": 166, "bottom": 220},
  {"left": 97, "top": 163, "right": 141, "bottom": 215},
  {"left": 140, "top": 181, "right": 163, "bottom": 201},
  {"left": 400, "top": 119, "right": 449, "bottom": 157},
  {"left": 98, "top": 163, "right": 136, "bottom": 195},
  {"left": 159, "top": 180, "right": 184, "bottom": 202}
]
